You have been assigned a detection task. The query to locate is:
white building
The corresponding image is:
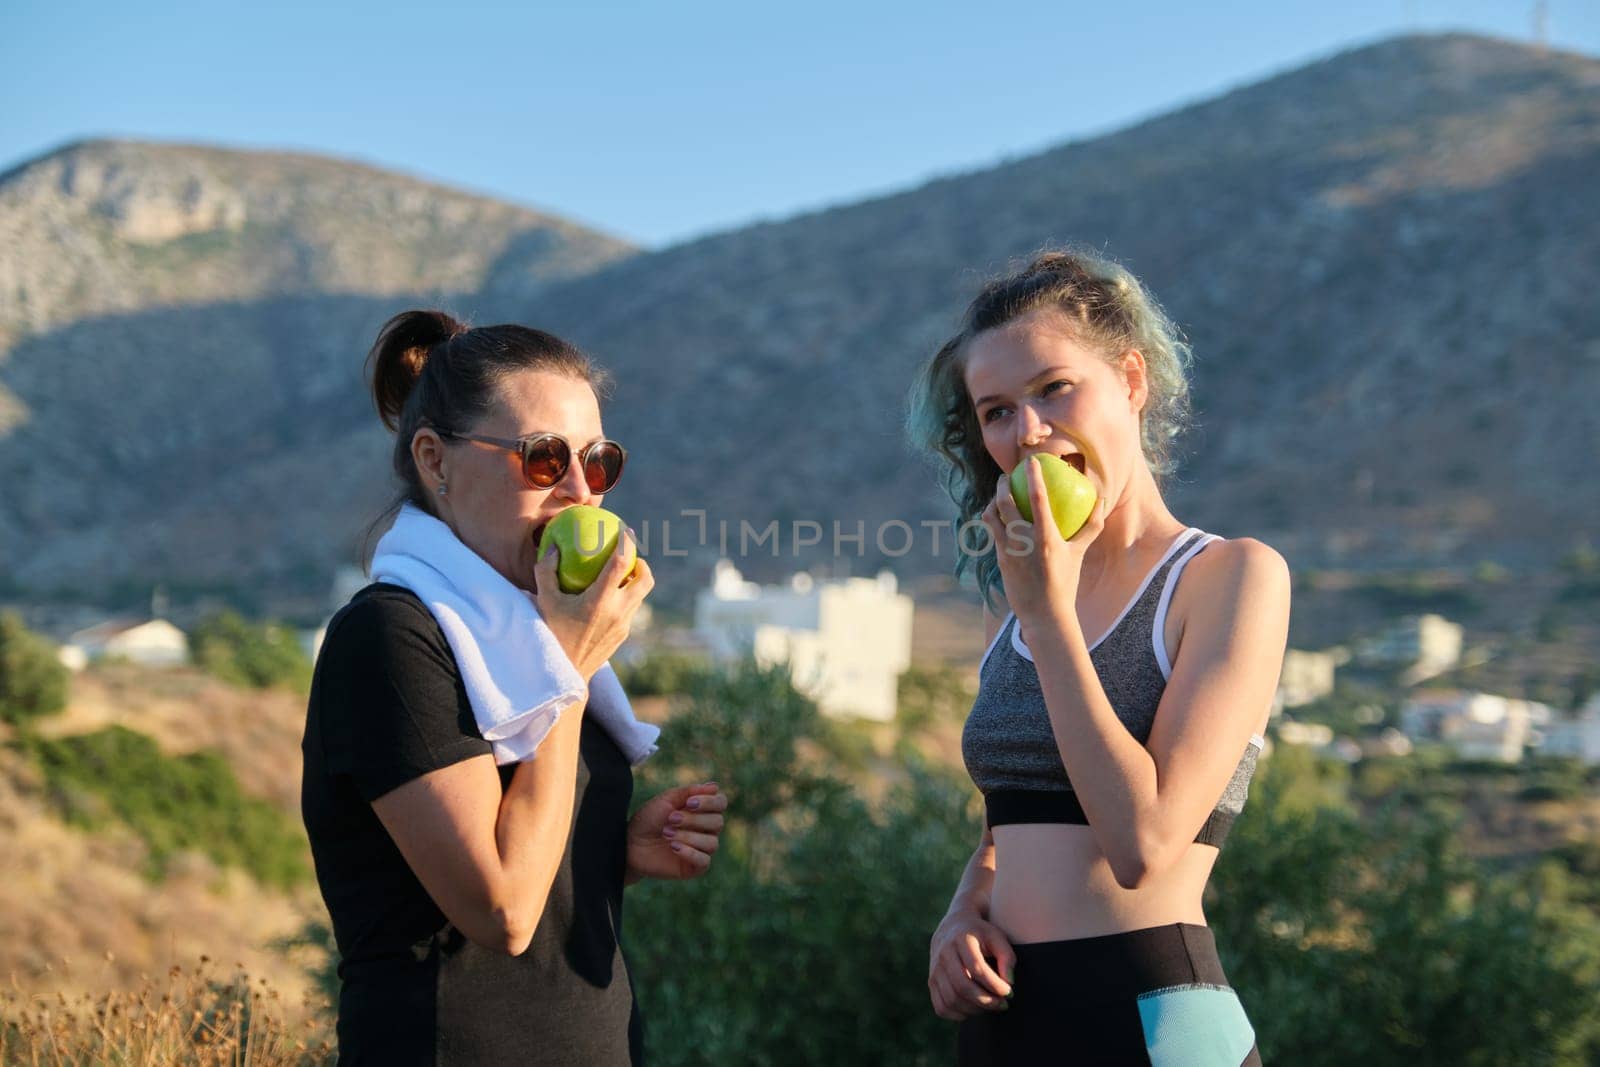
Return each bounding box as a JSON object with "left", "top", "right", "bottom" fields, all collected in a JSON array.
[
  {"left": 1359, "top": 614, "right": 1463, "bottom": 684},
  {"left": 1539, "top": 695, "right": 1600, "bottom": 765},
  {"left": 693, "top": 560, "right": 913, "bottom": 721},
  {"left": 1274, "top": 648, "right": 1341, "bottom": 712},
  {"left": 1401, "top": 690, "right": 1554, "bottom": 763},
  {"left": 59, "top": 618, "right": 189, "bottom": 671},
  {"left": 1275, "top": 721, "right": 1335, "bottom": 748},
  {"left": 1360, "top": 728, "right": 1415, "bottom": 759}
]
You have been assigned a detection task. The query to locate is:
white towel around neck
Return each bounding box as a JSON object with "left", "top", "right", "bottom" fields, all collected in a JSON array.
[{"left": 368, "top": 504, "right": 659, "bottom": 766}]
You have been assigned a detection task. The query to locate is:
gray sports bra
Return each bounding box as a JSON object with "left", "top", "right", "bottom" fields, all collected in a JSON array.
[{"left": 960, "top": 528, "right": 1263, "bottom": 849}]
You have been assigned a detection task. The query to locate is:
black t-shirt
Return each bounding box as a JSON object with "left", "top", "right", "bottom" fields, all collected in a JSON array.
[{"left": 301, "top": 583, "right": 641, "bottom": 1066}]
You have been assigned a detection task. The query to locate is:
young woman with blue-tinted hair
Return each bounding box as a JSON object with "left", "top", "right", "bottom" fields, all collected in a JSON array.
[{"left": 909, "top": 250, "right": 1288, "bottom": 1065}]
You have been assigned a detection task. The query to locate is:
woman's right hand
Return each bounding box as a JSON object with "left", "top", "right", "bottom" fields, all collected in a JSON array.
[
  {"left": 533, "top": 532, "right": 654, "bottom": 679},
  {"left": 928, "top": 907, "right": 1016, "bottom": 1020}
]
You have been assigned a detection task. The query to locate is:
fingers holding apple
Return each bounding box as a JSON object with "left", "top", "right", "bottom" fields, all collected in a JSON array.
[
  {"left": 533, "top": 514, "right": 652, "bottom": 679},
  {"left": 981, "top": 482, "right": 1029, "bottom": 565},
  {"left": 988, "top": 455, "right": 1107, "bottom": 616},
  {"left": 987, "top": 475, "right": 1031, "bottom": 551},
  {"left": 606, "top": 532, "right": 653, "bottom": 601}
]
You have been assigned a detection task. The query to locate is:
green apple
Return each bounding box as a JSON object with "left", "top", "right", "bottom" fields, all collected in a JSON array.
[
  {"left": 1009, "top": 454, "right": 1098, "bottom": 539},
  {"left": 536, "top": 505, "right": 638, "bottom": 594}
]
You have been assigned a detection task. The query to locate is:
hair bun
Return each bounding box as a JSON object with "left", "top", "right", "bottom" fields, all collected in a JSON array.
[{"left": 366, "top": 309, "right": 468, "bottom": 431}]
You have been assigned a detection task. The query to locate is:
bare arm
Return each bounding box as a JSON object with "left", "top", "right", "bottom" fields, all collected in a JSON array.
[
  {"left": 929, "top": 821, "right": 1014, "bottom": 1019},
  {"left": 370, "top": 541, "right": 653, "bottom": 955},
  {"left": 943, "top": 823, "right": 998, "bottom": 921},
  {"left": 1027, "top": 538, "right": 1290, "bottom": 888},
  {"left": 372, "top": 713, "right": 585, "bottom": 955}
]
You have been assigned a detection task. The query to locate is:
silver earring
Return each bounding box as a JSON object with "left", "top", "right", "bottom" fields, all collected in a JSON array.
[{"left": 437, "top": 483, "right": 448, "bottom": 496}]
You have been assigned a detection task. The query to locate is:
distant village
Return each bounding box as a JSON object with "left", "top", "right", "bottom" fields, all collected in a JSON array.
[{"left": 46, "top": 566, "right": 1600, "bottom": 767}]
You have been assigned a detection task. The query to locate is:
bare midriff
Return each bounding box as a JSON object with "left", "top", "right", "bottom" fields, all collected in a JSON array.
[{"left": 988, "top": 823, "right": 1218, "bottom": 944}]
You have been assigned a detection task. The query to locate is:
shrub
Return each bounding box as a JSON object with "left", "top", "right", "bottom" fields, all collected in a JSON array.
[
  {"left": 626, "top": 658, "right": 979, "bottom": 1065},
  {"left": 190, "top": 612, "right": 312, "bottom": 692},
  {"left": 1353, "top": 573, "right": 1481, "bottom": 616},
  {"left": 20, "top": 726, "right": 309, "bottom": 889},
  {"left": 614, "top": 650, "right": 708, "bottom": 696},
  {"left": 1210, "top": 745, "right": 1600, "bottom": 1064},
  {"left": 896, "top": 664, "right": 976, "bottom": 733},
  {"left": 0, "top": 612, "right": 69, "bottom": 725},
  {"left": 620, "top": 662, "right": 1600, "bottom": 1064}
]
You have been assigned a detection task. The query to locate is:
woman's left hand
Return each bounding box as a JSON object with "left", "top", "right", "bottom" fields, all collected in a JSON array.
[
  {"left": 982, "top": 462, "right": 1108, "bottom": 627},
  {"left": 625, "top": 782, "right": 727, "bottom": 884}
]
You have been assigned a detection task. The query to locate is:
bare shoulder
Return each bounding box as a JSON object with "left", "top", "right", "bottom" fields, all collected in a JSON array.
[
  {"left": 1169, "top": 536, "right": 1291, "bottom": 642},
  {"left": 1187, "top": 536, "right": 1290, "bottom": 598}
]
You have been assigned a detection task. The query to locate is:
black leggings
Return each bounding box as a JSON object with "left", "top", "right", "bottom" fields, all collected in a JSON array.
[{"left": 956, "top": 922, "right": 1261, "bottom": 1066}]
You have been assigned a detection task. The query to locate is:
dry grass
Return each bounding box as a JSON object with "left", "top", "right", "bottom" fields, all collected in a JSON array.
[
  {"left": 1, "top": 956, "right": 333, "bottom": 1065},
  {"left": 0, "top": 659, "right": 329, "bottom": 1017},
  {"left": 0, "top": 742, "right": 327, "bottom": 1012}
]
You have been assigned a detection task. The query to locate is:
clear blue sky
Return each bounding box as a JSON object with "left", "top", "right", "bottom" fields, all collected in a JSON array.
[{"left": 4, "top": 1, "right": 1596, "bottom": 247}]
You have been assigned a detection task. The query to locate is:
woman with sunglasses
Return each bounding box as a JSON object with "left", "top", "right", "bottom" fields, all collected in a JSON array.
[
  {"left": 910, "top": 252, "right": 1287, "bottom": 1064},
  {"left": 301, "top": 310, "right": 726, "bottom": 1065}
]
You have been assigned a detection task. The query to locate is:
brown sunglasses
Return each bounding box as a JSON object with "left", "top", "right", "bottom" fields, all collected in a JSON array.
[{"left": 438, "top": 430, "right": 627, "bottom": 493}]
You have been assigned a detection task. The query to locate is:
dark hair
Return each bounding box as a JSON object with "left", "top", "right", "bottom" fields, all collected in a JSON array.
[
  {"left": 907, "top": 248, "right": 1193, "bottom": 607},
  {"left": 365, "top": 309, "right": 612, "bottom": 523}
]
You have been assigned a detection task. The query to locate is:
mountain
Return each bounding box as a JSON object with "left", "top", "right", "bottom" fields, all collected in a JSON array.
[
  {"left": 0, "top": 140, "right": 636, "bottom": 597},
  {"left": 1, "top": 34, "right": 1596, "bottom": 612},
  {"left": 523, "top": 33, "right": 1600, "bottom": 583}
]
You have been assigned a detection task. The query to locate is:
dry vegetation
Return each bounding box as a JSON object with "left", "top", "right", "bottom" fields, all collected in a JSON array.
[
  {"left": 35, "top": 662, "right": 309, "bottom": 808},
  {"left": 1, "top": 957, "right": 332, "bottom": 1065},
  {"left": 0, "top": 663, "right": 330, "bottom": 1037}
]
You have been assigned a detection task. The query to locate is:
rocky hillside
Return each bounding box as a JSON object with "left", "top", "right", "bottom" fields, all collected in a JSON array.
[
  {"left": 1, "top": 34, "right": 1596, "bottom": 611},
  {"left": 525, "top": 33, "right": 1600, "bottom": 584},
  {"left": 0, "top": 139, "right": 633, "bottom": 349},
  {"left": 0, "top": 141, "right": 635, "bottom": 595}
]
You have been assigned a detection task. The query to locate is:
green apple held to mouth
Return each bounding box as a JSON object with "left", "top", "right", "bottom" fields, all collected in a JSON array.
[
  {"left": 1009, "top": 454, "right": 1098, "bottom": 539},
  {"left": 536, "top": 505, "right": 638, "bottom": 593}
]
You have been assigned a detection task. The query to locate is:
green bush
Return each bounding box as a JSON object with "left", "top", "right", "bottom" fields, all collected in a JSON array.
[
  {"left": 1472, "top": 561, "right": 1510, "bottom": 585},
  {"left": 190, "top": 611, "right": 312, "bottom": 692},
  {"left": 614, "top": 650, "right": 708, "bottom": 697},
  {"left": 619, "top": 661, "right": 1600, "bottom": 1064},
  {"left": 896, "top": 664, "right": 975, "bottom": 733},
  {"left": 626, "top": 659, "right": 978, "bottom": 1065},
  {"left": 0, "top": 612, "right": 69, "bottom": 726},
  {"left": 1516, "top": 757, "right": 1590, "bottom": 802},
  {"left": 1287, "top": 681, "right": 1392, "bottom": 737},
  {"left": 1559, "top": 545, "right": 1599, "bottom": 578},
  {"left": 1353, "top": 573, "right": 1482, "bottom": 616},
  {"left": 1210, "top": 744, "right": 1600, "bottom": 1065},
  {"left": 1568, "top": 666, "right": 1600, "bottom": 711},
  {"left": 20, "top": 726, "right": 308, "bottom": 889},
  {"left": 1559, "top": 575, "right": 1600, "bottom": 602}
]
